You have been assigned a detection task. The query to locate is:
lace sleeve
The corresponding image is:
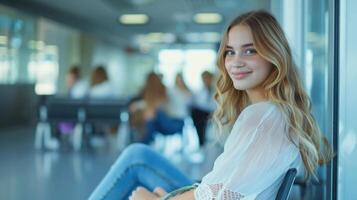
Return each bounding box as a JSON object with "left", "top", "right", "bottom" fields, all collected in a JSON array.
[{"left": 195, "top": 183, "right": 245, "bottom": 200}]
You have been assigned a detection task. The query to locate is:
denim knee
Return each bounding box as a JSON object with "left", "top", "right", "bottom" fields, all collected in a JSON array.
[
  {"left": 119, "top": 143, "right": 152, "bottom": 164},
  {"left": 124, "top": 143, "right": 149, "bottom": 154}
]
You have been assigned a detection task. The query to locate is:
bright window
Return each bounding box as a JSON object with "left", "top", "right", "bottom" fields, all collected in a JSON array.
[{"left": 158, "top": 49, "right": 216, "bottom": 91}]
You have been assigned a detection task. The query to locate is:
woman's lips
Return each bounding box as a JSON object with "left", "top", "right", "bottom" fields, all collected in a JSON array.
[{"left": 231, "top": 71, "right": 252, "bottom": 80}]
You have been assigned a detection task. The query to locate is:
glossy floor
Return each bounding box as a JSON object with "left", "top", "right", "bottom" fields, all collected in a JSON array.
[{"left": 0, "top": 126, "right": 220, "bottom": 200}]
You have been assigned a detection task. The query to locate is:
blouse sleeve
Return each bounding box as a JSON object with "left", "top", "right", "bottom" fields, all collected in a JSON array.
[{"left": 194, "top": 103, "right": 300, "bottom": 200}]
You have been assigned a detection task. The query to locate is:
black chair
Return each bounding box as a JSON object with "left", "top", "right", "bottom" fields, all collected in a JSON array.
[
  {"left": 35, "top": 96, "right": 85, "bottom": 150},
  {"left": 85, "top": 99, "right": 126, "bottom": 124},
  {"left": 46, "top": 97, "right": 86, "bottom": 123},
  {"left": 276, "top": 168, "right": 297, "bottom": 200},
  {"left": 85, "top": 99, "right": 131, "bottom": 150}
]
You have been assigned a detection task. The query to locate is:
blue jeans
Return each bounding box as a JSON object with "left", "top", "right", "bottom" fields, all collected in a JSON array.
[
  {"left": 89, "top": 143, "right": 193, "bottom": 200},
  {"left": 143, "top": 110, "right": 184, "bottom": 144}
]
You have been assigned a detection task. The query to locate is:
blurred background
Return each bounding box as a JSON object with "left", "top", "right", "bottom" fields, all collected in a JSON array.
[{"left": 0, "top": 0, "right": 356, "bottom": 199}]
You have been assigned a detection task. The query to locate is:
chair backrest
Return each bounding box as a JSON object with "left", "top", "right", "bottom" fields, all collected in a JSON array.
[
  {"left": 85, "top": 99, "right": 128, "bottom": 123},
  {"left": 39, "top": 97, "right": 130, "bottom": 124},
  {"left": 275, "top": 168, "right": 297, "bottom": 200},
  {"left": 45, "top": 97, "right": 85, "bottom": 122}
]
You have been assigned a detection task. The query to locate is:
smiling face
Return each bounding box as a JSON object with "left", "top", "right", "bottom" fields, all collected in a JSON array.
[{"left": 224, "top": 25, "right": 273, "bottom": 96}]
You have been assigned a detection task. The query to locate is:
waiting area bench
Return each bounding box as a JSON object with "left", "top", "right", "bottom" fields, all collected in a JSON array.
[{"left": 35, "top": 96, "right": 130, "bottom": 150}]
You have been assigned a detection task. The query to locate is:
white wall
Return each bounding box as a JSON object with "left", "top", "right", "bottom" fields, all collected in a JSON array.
[
  {"left": 338, "top": 0, "right": 357, "bottom": 199},
  {"left": 125, "top": 53, "right": 157, "bottom": 97}
]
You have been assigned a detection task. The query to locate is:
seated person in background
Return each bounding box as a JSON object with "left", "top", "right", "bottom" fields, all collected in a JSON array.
[
  {"left": 87, "top": 65, "right": 117, "bottom": 146},
  {"left": 166, "top": 73, "right": 192, "bottom": 120},
  {"left": 65, "top": 65, "right": 89, "bottom": 99},
  {"left": 58, "top": 65, "right": 89, "bottom": 137},
  {"left": 89, "top": 65, "right": 115, "bottom": 99},
  {"left": 89, "top": 10, "right": 333, "bottom": 200},
  {"left": 190, "top": 70, "right": 216, "bottom": 147},
  {"left": 130, "top": 72, "right": 184, "bottom": 144}
]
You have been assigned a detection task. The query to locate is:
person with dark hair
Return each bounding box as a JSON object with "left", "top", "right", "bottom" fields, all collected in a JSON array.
[
  {"left": 190, "top": 70, "right": 216, "bottom": 146},
  {"left": 65, "top": 65, "right": 89, "bottom": 98},
  {"left": 88, "top": 65, "right": 115, "bottom": 98}
]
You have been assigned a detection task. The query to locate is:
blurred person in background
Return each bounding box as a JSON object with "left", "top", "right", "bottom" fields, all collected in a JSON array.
[
  {"left": 88, "top": 65, "right": 117, "bottom": 146},
  {"left": 166, "top": 73, "right": 192, "bottom": 120},
  {"left": 57, "top": 65, "right": 89, "bottom": 139},
  {"left": 129, "top": 72, "right": 184, "bottom": 144},
  {"left": 65, "top": 65, "right": 89, "bottom": 99},
  {"left": 190, "top": 71, "right": 216, "bottom": 146},
  {"left": 89, "top": 65, "right": 115, "bottom": 99}
]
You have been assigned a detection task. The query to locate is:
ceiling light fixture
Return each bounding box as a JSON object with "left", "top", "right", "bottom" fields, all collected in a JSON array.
[
  {"left": 119, "top": 14, "right": 149, "bottom": 25},
  {"left": 136, "top": 32, "right": 176, "bottom": 44},
  {"left": 193, "top": 13, "right": 222, "bottom": 24}
]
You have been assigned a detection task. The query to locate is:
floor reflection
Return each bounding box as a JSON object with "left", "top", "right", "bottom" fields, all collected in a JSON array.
[{"left": 0, "top": 125, "right": 221, "bottom": 200}]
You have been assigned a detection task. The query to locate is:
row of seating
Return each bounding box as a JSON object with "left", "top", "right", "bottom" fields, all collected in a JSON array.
[
  {"left": 34, "top": 96, "right": 298, "bottom": 200},
  {"left": 35, "top": 96, "right": 130, "bottom": 150}
]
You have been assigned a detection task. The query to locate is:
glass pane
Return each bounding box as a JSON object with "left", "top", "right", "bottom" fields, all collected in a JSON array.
[
  {"left": 303, "top": 0, "right": 331, "bottom": 199},
  {"left": 158, "top": 48, "right": 216, "bottom": 91},
  {"left": 338, "top": 0, "right": 357, "bottom": 199}
]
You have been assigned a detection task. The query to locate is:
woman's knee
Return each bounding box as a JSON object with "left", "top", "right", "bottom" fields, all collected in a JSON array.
[
  {"left": 119, "top": 143, "right": 152, "bottom": 163},
  {"left": 124, "top": 143, "right": 149, "bottom": 154}
]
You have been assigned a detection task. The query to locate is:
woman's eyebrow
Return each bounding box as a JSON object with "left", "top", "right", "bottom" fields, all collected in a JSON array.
[
  {"left": 226, "top": 43, "right": 254, "bottom": 49},
  {"left": 225, "top": 45, "right": 233, "bottom": 49},
  {"left": 241, "top": 43, "right": 254, "bottom": 48}
]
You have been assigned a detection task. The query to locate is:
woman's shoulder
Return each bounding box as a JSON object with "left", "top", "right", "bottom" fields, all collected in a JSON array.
[
  {"left": 239, "top": 101, "right": 280, "bottom": 122},
  {"left": 229, "top": 101, "right": 286, "bottom": 138},
  {"left": 242, "top": 101, "right": 275, "bottom": 112}
]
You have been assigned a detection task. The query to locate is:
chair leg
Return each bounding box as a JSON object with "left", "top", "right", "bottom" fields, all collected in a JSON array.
[
  {"left": 44, "top": 123, "right": 59, "bottom": 150},
  {"left": 35, "top": 122, "right": 45, "bottom": 149},
  {"left": 73, "top": 123, "right": 83, "bottom": 151},
  {"left": 117, "top": 123, "right": 130, "bottom": 151}
]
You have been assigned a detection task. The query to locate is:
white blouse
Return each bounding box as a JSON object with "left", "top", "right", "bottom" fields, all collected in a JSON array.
[{"left": 194, "top": 101, "right": 301, "bottom": 200}]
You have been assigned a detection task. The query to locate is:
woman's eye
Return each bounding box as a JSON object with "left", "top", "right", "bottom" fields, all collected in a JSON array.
[
  {"left": 224, "top": 50, "right": 235, "bottom": 56},
  {"left": 244, "top": 48, "right": 257, "bottom": 55}
]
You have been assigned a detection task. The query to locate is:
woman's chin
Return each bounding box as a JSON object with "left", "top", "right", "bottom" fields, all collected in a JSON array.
[{"left": 233, "top": 83, "right": 248, "bottom": 91}]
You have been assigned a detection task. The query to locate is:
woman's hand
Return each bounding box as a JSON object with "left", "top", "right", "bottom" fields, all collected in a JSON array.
[
  {"left": 153, "top": 187, "right": 167, "bottom": 197},
  {"left": 129, "top": 186, "right": 167, "bottom": 200}
]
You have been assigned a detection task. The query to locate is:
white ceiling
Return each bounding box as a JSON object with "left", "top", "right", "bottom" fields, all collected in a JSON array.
[{"left": 1, "top": 0, "right": 271, "bottom": 47}]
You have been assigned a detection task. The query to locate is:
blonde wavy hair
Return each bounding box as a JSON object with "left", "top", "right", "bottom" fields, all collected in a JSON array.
[
  {"left": 213, "top": 10, "right": 332, "bottom": 179},
  {"left": 143, "top": 72, "right": 167, "bottom": 109}
]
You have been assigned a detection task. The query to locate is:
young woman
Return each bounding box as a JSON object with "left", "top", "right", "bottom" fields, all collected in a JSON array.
[{"left": 89, "top": 10, "right": 332, "bottom": 200}]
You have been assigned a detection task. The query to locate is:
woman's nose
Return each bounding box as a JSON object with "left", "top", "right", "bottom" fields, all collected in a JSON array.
[{"left": 228, "top": 55, "right": 245, "bottom": 68}]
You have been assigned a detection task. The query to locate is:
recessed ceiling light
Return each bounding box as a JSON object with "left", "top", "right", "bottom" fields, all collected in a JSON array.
[
  {"left": 193, "top": 13, "right": 222, "bottom": 24},
  {"left": 135, "top": 32, "right": 176, "bottom": 44},
  {"left": 119, "top": 14, "right": 149, "bottom": 25}
]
